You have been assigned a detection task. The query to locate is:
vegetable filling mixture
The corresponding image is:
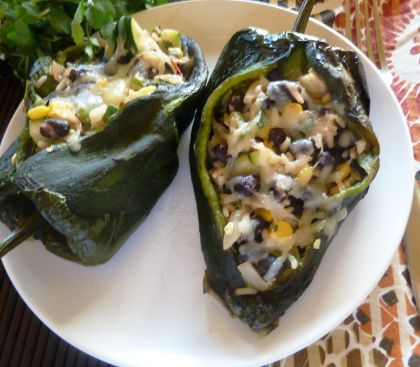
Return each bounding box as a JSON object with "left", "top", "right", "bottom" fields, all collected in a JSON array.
[
  {"left": 27, "top": 20, "right": 191, "bottom": 151},
  {"left": 208, "top": 68, "right": 367, "bottom": 295}
]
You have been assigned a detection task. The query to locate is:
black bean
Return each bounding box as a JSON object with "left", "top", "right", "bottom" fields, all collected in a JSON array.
[
  {"left": 269, "top": 128, "right": 287, "bottom": 147},
  {"left": 317, "top": 151, "right": 335, "bottom": 168},
  {"left": 213, "top": 144, "right": 228, "bottom": 164},
  {"left": 228, "top": 94, "right": 245, "bottom": 112},
  {"left": 290, "top": 139, "right": 315, "bottom": 157},
  {"left": 39, "top": 123, "right": 55, "bottom": 138},
  {"left": 256, "top": 256, "right": 276, "bottom": 275},
  {"left": 288, "top": 196, "right": 304, "bottom": 217},
  {"left": 48, "top": 118, "right": 70, "bottom": 137},
  {"left": 266, "top": 81, "right": 290, "bottom": 106},
  {"left": 233, "top": 175, "right": 260, "bottom": 197},
  {"left": 252, "top": 215, "right": 270, "bottom": 243},
  {"left": 68, "top": 69, "right": 77, "bottom": 82}
]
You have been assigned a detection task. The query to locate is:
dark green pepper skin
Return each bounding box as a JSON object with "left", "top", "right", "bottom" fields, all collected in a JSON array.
[
  {"left": 190, "top": 28, "right": 379, "bottom": 333},
  {"left": 0, "top": 36, "right": 208, "bottom": 265}
]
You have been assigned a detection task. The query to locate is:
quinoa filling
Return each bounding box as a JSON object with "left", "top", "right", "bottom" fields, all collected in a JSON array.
[
  {"left": 27, "top": 25, "right": 191, "bottom": 151},
  {"left": 208, "top": 68, "right": 367, "bottom": 295}
]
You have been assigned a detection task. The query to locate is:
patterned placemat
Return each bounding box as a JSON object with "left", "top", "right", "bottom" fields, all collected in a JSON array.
[{"left": 275, "top": 247, "right": 420, "bottom": 367}]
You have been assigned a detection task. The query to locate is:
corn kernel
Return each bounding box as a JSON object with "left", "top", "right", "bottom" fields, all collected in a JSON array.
[
  {"left": 254, "top": 208, "right": 273, "bottom": 222},
  {"left": 333, "top": 162, "right": 351, "bottom": 182},
  {"left": 329, "top": 185, "right": 340, "bottom": 195},
  {"left": 27, "top": 105, "right": 50, "bottom": 120},
  {"left": 296, "top": 166, "right": 314, "bottom": 186},
  {"left": 272, "top": 221, "right": 294, "bottom": 237},
  {"left": 284, "top": 102, "right": 303, "bottom": 114}
]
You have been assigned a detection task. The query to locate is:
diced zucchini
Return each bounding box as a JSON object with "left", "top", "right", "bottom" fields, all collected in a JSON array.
[
  {"left": 130, "top": 18, "right": 158, "bottom": 53},
  {"left": 232, "top": 152, "right": 260, "bottom": 176},
  {"left": 161, "top": 29, "right": 181, "bottom": 48}
]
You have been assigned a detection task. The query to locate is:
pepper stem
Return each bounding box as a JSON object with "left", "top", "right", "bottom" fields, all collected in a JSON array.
[
  {"left": 0, "top": 212, "right": 45, "bottom": 257},
  {"left": 292, "top": 0, "right": 317, "bottom": 33}
]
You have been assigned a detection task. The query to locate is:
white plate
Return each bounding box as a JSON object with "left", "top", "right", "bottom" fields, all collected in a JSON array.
[{"left": 0, "top": 1, "right": 414, "bottom": 366}]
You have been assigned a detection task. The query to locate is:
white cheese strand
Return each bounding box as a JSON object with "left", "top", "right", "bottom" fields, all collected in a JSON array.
[{"left": 237, "top": 261, "right": 270, "bottom": 291}]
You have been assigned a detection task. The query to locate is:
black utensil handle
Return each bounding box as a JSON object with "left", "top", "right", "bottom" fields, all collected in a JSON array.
[{"left": 292, "top": 0, "right": 317, "bottom": 33}]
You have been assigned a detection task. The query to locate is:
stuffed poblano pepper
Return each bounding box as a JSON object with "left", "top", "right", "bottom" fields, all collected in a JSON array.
[
  {"left": 0, "top": 17, "right": 207, "bottom": 264},
  {"left": 190, "top": 5, "right": 379, "bottom": 333}
]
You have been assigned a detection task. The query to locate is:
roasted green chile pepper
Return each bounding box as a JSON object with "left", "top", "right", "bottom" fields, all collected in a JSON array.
[
  {"left": 190, "top": 28, "right": 379, "bottom": 333},
  {"left": 0, "top": 17, "right": 208, "bottom": 265}
]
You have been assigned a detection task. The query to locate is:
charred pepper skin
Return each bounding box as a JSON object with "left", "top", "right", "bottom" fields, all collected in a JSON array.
[
  {"left": 0, "top": 35, "right": 208, "bottom": 265},
  {"left": 190, "top": 28, "right": 379, "bottom": 334}
]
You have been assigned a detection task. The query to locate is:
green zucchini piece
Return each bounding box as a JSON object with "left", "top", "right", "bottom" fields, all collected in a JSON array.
[
  {"left": 0, "top": 17, "right": 208, "bottom": 265},
  {"left": 161, "top": 29, "right": 182, "bottom": 49},
  {"left": 190, "top": 28, "right": 379, "bottom": 333}
]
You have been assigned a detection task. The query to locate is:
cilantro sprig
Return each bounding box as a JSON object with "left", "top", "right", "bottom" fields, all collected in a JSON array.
[{"left": 0, "top": 0, "right": 167, "bottom": 81}]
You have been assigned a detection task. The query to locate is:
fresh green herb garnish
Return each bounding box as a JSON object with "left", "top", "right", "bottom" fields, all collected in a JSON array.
[{"left": 0, "top": 0, "right": 167, "bottom": 81}]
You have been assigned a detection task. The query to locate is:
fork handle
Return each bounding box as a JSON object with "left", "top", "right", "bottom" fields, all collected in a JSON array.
[{"left": 292, "top": 0, "right": 317, "bottom": 33}]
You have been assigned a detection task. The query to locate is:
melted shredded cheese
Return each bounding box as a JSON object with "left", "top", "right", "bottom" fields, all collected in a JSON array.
[{"left": 208, "top": 69, "right": 366, "bottom": 294}]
